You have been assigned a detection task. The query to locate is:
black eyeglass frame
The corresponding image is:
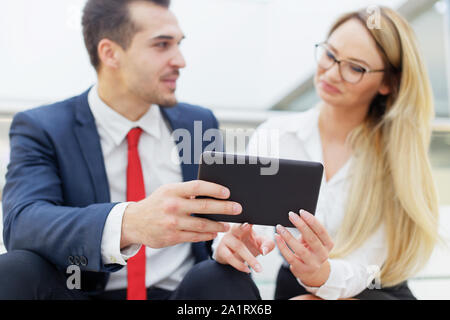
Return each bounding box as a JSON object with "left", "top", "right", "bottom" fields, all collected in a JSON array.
[{"left": 314, "top": 42, "right": 386, "bottom": 84}]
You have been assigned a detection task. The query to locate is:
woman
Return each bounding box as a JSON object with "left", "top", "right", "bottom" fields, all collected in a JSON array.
[{"left": 210, "top": 7, "right": 440, "bottom": 300}]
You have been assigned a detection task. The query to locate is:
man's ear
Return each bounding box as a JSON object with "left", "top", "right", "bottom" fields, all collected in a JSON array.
[{"left": 97, "top": 39, "right": 121, "bottom": 69}]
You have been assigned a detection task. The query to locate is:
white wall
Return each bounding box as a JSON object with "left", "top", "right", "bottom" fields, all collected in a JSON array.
[
  {"left": 0, "top": 0, "right": 95, "bottom": 110},
  {"left": 0, "top": 0, "right": 407, "bottom": 112}
]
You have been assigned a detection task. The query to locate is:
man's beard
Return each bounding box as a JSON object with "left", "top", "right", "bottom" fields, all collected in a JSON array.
[
  {"left": 137, "top": 86, "right": 178, "bottom": 108},
  {"left": 158, "top": 70, "right": 180, "bottom": 107},
  {"left": 154, "top": 90, "right": 178, "bottom": 108}
]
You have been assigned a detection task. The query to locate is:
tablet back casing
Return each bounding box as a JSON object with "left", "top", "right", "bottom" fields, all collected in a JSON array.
[{"left": 197, "top": 152, "right": 323, "bottom": 228}]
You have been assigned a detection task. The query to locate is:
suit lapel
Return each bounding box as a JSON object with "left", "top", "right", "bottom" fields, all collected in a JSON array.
[
  {"left": 160, "top": 106, "right": 198, "bottom": 182},
  {"left": 161, "top": 106, "right": 212, "bottom": 262},
  {"left": 72, "top": 95, "right": 197, "bottom": 204},
  {"left": 73, "top": 90, "right": 111, "bottom": 203}
]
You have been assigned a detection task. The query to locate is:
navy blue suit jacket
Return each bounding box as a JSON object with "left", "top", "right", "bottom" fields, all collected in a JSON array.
[{"left": 2, "top": 89, "right": 223, "bottom": 292}]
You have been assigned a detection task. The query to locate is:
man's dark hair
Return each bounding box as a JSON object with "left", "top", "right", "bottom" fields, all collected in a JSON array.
[{"left": 82, "top": 0, "right": 171, "bottom": 70}]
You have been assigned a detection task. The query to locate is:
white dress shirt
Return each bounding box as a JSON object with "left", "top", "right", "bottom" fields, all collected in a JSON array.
[
  {"left": 212, "top": 106, "right": 388, "bottom": 300},
  {"left": 88, "top": 85, "right": 195, "bottom": 292}
]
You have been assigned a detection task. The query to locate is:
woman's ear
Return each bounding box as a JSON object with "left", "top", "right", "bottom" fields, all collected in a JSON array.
[{"left": 378, "top": 82, "right": 391, "bottom": 96}]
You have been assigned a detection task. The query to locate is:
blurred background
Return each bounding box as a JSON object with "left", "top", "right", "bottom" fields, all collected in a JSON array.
[{"left": 0, "top": 0, "right": 449, "bottom": 299}]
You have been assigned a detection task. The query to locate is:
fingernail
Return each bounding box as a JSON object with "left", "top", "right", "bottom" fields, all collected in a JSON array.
[
  {"left": 253, "top": 263, "right": 263, "bottom": 273},
  {"left": 300, "top": 209, "right": 311, "bottom": 220},
  {"left": 261, "top": 246, "right": 268, "bottom": 256},
  {"left": 233, "top": 203, "right": 242, "bottom": 214},
  {"left": 289, "top": 211, "right": 301, "bottom": 222},
  {"left": 222, "top": 188, "right": 229, "bottom": 198},
  {"left": 276, "top": 224, "right": 286, "bottom": 234},
  {"left": 222, "top": 223, "right": 230, "bottom": 232},
  {"left": 241, "top": 222, "right": 249, "bottom": 229}
]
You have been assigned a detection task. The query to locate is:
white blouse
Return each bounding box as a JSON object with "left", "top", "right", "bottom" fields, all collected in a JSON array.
[{"left": 213, "top": 106, "right": 388, "bottom": 300}]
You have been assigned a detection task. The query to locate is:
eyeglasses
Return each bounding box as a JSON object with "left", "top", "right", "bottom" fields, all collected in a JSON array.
[{"left": 314, "top": 42, "right": 385, "bottom": 84}]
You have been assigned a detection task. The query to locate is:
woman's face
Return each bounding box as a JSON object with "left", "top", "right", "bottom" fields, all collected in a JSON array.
[{"left": 314, "top": 18, "right": 390, "bottom": 111}]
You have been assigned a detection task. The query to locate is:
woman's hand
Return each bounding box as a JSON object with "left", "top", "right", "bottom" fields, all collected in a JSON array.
[
  {"left": 275, "top": 210, "right": 334, "bottom": 287},
  {"left": 215, "top": 223, "right": 275, "bottom": 273}
]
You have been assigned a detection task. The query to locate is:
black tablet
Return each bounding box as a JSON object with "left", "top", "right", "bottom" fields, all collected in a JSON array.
[{"left": 196, "top": 151, "right": 323, "bottom": 228}]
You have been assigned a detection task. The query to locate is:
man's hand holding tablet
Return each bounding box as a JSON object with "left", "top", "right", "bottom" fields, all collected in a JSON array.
[{"left": 121, "top": 179, "right": 243, "bottom": 249}]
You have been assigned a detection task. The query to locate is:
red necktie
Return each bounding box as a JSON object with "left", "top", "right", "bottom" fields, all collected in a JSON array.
[{"left": 126, "top": 127, "right": 147, "bottom": 300}]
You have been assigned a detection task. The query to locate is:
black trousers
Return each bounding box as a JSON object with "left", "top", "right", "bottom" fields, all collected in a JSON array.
[
  {"left": 0, "top": 250, "right": 415, "bottom": 300},
  {"left": 274, "top": 265, "right": 416, "bottom": 300},
  {"left": 0, "top": 250, "right": 178, "bottom": 300},
  {"left": 176, "top": 261, "right": 417, "bottom": 300},
  {"left": 0, "top": 250, "right": 260, "bottom": 300},
  {"left": 173, "top": 261, "right": 418, "bottom": 300}
]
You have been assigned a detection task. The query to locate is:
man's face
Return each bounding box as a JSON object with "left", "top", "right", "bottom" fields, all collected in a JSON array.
[{"left": 117, "top": 2, "right": 186, "bottom": 107}]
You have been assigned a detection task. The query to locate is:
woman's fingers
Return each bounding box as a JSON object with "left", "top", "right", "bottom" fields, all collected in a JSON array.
[
  {"left": 288, "top": 212, "right": 328, "bottom": 263},
  {"left": 275, "top": 211, "right": 333, "bottom": 284},
  {"left": 216, "top": 223, "right": 278, "bottom": 274},
  {"left": 225, "top": 234, "right": 263, "bottom": 273},
  {"left": 218, "top": 246, "right": 251, "bottom": 273},
  {"left": 240, "top": 225, "right": 270, "bottom": 256},
  {"left": 231, "top": 223, "right": 264, "bottom": 257},
  {"left": 299, "top": 210, "right": 334, "bottom": 252},
  {"left": 231, "top": 222, "right": 252, "bottom": 239},
  {"left": 257, "top": 235, "right": 276, "bottom": 256},
  {"left": 276, "top": 224, "right": 312, "bottom": 263},
  {"left": 275, "top": 232, "right": 320, "bottom": 276},
  {"left": 274, "top": 233, "right": 303, "bottom": 268}
]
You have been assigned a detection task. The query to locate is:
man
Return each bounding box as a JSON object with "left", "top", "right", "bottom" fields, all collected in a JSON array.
[{"left": 0, "top": 0, "right": 245, "bottom": 300}]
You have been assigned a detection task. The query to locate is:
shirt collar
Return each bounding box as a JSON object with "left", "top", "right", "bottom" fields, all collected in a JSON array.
[
  {"left": 283, "top": 105, "right": 321, "bottom": 142},
  {"left": 286, "top": 105, "right": 353, "bottom": 186},
  {"left": 88, "top": 85, "right": 162, "bottom": 146}
]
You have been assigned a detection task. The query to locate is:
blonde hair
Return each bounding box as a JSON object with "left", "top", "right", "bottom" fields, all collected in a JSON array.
[{"left": 327, "top": 7, "right": 440, "bottom": 287}]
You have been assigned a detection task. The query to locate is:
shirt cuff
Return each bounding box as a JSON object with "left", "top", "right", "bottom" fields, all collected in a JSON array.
[
  {"left": 297, "top": 259, "right": 354, "bottom": 300},
  {"left": 101, "top": 202, "right": 142, "bottom": 266},
  {"left": 211, "top": 231, "right": 226, "bottom": 261}
]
